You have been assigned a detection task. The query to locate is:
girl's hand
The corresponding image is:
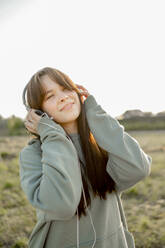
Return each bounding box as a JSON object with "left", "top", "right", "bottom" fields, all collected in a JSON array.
[
  {"left": 24, "top": 109, "right": 42, "bottom": 135},
  {"left": 76, "top": 84, "right": 90, "bottom": 103}
]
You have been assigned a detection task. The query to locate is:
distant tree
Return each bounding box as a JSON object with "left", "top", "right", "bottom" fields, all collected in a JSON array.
[
  {"left": 7, "top": 115, "right": 25, "bottom": 135},
  {"left": 0, "top": 115, "right": 8, "bottom": 136}
]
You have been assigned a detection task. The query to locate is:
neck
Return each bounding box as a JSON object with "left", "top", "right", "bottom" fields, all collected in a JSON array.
[{"left": 61, "top": 122, "right": 78, "bottom": 135}]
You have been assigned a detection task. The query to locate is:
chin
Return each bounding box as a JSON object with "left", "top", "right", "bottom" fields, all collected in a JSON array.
[{"left": 59, "top": 112, "right": 80, "bottom": 123}]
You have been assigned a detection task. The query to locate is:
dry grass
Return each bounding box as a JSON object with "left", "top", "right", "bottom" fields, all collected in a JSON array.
[
  {"left": 0, "top": 131, "right": 165, "bottom": 247},
  {"left": 122, "top": 130, "right": 165, "bottom": 248}
]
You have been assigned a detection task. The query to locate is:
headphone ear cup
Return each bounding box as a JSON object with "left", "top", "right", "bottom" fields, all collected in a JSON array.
[
  {"left": 23, "top": 84, "right": 53, "bottom": 120},
  {"left": 35, "top": 110, "right": 44, "bottom": 116}
]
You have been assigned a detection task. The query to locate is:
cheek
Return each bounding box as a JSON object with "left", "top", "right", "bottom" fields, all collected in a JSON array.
[
  {"left": 73, "top": 92, "right": 80, "bottom": 102},
  {"left": 42, "top": 101, "right": 57, "bottom": 115},
  {"left": 77, "top": 98, "right": 81, "bottom": 111}
]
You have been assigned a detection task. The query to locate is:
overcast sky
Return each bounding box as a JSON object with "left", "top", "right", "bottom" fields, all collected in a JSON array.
[{"left": 0, "top": 0, "right": 164, "bottom": 119}]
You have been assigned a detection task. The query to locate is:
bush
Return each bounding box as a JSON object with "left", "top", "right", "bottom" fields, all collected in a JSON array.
[
  {"left": 7, "top": 116, "right": 26, "bottom": 136},
  {"left": 119, "top": 117, "right": 165, "bottom": 131}
]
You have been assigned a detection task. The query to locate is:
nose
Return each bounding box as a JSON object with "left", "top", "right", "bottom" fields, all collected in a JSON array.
[{"left": 60, "top": 94, "right": 69, "bottom": 102}]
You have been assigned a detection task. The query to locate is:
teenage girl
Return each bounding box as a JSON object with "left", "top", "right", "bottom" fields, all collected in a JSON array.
[{"left": 19, "top": 67, "right": 152, "bottom": 248}]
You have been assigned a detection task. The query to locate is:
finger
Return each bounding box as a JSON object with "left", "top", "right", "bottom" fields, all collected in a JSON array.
[
  {"left": 76, "top": 84, "right": 86, "bottom": 90},
  {"left": 77, "top": 85, "right": 86, "bottom": 90},
  {"left": 78, "top": 87, "right": 89, "bottom": 95},
  {"left": 26, "top": 127, "right": 36, "bottom": 134},
  {"left": 24, "top": 115, "right": 33, "bottom": 124},
  {"left": 27, "top": 108, "right": 32, "bottom": 115},
  {"left": 76, "top": 87, "right": 88, "bottom": 94},
  {"left": 79, "top": 89, "right": 84, "bottom": 94},
  {"left": 24, "top": 120, "right": 33, "bottom": 127},
  {"left": 28, "top": 109, "right": 37, "bottom": 120},
  {"left": 26, "top": 114, "right": 33, "bottom": 122},
  {"left": 24, "top": 121, "right": 36, "bottom": 132},
  {"left": 27, "top": 109, "right": 40, "bottom": 121},
  {"left": 26, "top": 109, "right": 34, "bottom": 120},
  {"left": 28, "top": 109, "right": 36, "bottom": 116},
  {"left": 80, "top": 90, "right": 89, "bottom": 96}
]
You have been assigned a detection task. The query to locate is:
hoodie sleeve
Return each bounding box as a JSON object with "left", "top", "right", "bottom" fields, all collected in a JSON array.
[
  {"left": 84, "top": 95, "right": 152, "bottom": 192},
  {"left": 19, "top": 116, "right": 82, "bottom": 220}
]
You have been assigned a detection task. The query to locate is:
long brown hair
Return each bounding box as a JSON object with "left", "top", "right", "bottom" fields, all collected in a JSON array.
[{"left": 26, "top": 67, "right": 116, "bottom": 219}]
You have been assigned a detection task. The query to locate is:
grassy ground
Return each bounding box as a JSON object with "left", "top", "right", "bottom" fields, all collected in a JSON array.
[{"left": 0, "top": 131, "right": 165, "bottom": 247}]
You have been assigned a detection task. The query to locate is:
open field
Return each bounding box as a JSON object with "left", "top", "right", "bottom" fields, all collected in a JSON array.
[{"left": 0, "top": 131, "right": 165, "bottom": 247}]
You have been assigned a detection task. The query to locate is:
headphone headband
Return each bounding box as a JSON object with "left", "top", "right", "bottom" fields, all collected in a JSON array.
[{"left": 22, "top": 83, "right": 30, "bottom": 111}]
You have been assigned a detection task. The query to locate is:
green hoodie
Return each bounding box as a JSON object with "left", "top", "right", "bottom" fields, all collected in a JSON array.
[{"left": 19, "top": 94, "right": 152, "bottom": 248}]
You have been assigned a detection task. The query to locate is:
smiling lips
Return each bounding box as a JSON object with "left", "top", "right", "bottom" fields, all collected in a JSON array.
[{"left": 60, "top": 102, "right": 74, "bottom": 111}]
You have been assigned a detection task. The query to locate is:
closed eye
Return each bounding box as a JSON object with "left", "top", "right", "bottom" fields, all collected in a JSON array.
[
  {"left": 47, "top": 94, "right": 54, "bottom": 99},
  {"left": 46, "top": 87, "right": 72, "bottom": 100}
]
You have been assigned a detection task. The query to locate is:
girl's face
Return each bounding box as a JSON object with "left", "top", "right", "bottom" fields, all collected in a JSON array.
[{"left": 41, "top": 75, "right": 81, "bottom": 133}]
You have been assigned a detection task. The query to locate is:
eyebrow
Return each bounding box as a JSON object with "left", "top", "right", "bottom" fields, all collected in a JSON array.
[
  {"left": 45, "top": 89, "right": 54, "bottom": 95},
  {"left": 45, "top": 85, "right": 66, "bottom": 96}
]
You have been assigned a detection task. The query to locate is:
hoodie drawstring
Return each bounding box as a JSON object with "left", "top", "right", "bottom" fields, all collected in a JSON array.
[{"left": 77, "top": 180, "right": 97, "bottom": 248}]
